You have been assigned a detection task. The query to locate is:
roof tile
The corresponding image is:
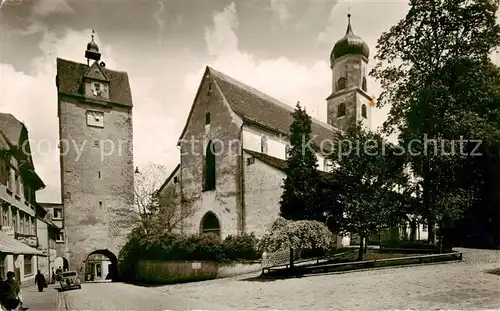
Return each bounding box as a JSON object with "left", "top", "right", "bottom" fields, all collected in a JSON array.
[
  {"left": 208, "top": 67, "right": 338, "bottom": 151},
  {"left": 56, "top": 58, "right": 133, "bottom": 107}
]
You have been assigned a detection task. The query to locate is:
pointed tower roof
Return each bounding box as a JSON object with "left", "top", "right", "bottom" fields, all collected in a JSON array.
[{"left": 330, "top": 14, "right": 370, "bottom": 64}]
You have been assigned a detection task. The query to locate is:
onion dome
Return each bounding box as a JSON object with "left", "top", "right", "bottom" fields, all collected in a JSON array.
[
  {"left": 87, "top": 36, "right": 99, "bottom": 53},
  {"left": 330, "top": 14, "right": 370, "bottom": 64}
]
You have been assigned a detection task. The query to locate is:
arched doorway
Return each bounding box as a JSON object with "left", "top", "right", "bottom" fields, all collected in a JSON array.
[
  {"left": 84, "top": 249, "right": 118, "bottom": 282},
  {"left": 200, "top": 211, "right": 220, "bottom": 237},
  {"left": 53, "top": 257, "right": 69, "bottom": 271}
]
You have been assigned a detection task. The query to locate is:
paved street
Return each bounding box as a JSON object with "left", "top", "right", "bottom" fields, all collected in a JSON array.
[{"left": 20, "top": 248, "right": 500, "bottom": 310}]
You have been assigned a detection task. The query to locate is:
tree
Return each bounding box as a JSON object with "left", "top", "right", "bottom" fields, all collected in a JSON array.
[
  {"left": 328, "top": 123, "right": 408, "bottom": 260},
  {"left": 134, "top": 162, "right": 169, "bottom": 229},
  {"left": 280, "top": 103, "right": 322, "bottom": 221},
  {"left": 148, "top": 183, "right": 196, "bottom": 234},
  {"left": 259, "top": 217, "right": 334, "bottom": 269},
  {"left": 371, "top": 0, "right": 500, "bottom": 246}
]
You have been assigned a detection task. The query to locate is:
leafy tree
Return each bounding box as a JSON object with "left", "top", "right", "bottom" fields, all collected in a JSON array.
[
  {"left": 371, "top": 0, "right": 500, "bottom": 246},
  {"left": 280, "top": 103, "right": 322, "bottom": 221},
  {"left": 134, "top": 162, "right": 169, "bottom": 230},
  {"left": 148, "top": 185, "right": 197, "bottom": 234},
  {"left": 328, "top": 123, "right": 408, "bottom": 260},
  {"left": 259, "top": 217, "right": 334, "bottom": 268}
]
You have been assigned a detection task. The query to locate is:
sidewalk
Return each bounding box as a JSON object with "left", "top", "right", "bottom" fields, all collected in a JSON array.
[{"left": 20, "top": 284, "right": 59, "bottom": 311}]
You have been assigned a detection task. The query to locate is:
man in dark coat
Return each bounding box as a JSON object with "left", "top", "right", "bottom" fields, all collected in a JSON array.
[{"left": 35, "top": 270, "right": 47, "bottom": 292}]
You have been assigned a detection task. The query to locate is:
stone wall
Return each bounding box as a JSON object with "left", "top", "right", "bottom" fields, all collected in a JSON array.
[
  {"left": 179, "top": 75, "right": 244, "bottom": 238},
  {"left": 243, "top": 152, "right": 285, "bottom": 238},
  {"left": 58, "top": 97, "right": 135, "bottom": 271},
  {"left": 136, "top": 260, "right": 261, "bottom": 284}
]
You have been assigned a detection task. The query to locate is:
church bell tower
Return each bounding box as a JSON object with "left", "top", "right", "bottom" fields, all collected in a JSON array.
[{"left": 327, "top": 14, "right": 372, "bottom": 131}]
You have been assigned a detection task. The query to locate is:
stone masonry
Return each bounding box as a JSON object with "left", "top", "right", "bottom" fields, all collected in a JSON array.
[
  {"left": 178, "top": 68, "right": 244, "bottom": 238},
  {"left": 56, "top": 57, "right": 135, "bottom": 272}
]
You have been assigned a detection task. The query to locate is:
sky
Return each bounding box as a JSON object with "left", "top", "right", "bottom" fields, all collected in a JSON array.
[{"left": 0, "top": 0, "right": 499, "bottom": 203}]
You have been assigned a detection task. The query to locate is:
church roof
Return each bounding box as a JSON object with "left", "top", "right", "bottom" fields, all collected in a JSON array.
[
  {"left": 56, "top": 58, "right": 133, "bottom": 107},
  {"left": 244, "top": 149, "right": 331, "bottom": 181},
  {"left": 197, "top": 67, "right": 338, "bottom": 150}
]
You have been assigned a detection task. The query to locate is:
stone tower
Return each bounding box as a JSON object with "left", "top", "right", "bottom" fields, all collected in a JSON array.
[
  {"left": 327, "top": 14, "right": 372, "bottom": 131},
  {"left": 55, "top": 32, "right": 135, "bottom": 279}
]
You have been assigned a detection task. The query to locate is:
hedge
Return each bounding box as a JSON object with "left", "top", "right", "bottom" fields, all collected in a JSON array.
[{"left": 118, "top": 228, "right": 261, "bottom": 281}]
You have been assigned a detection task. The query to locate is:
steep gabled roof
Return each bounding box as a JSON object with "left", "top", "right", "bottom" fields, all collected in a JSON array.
[
  {"left": 157, "top": 164, "right": 180, "bottom": 194},
  {"left": 84, "top": 61, "right": 109, "bottom": 82},
  {"left": 178, "top": 67, "right": 338, "bottom": 150},
  {"left": 243, "top": 149, "right": 331, "bottom": 181},
  {"left": 56, "top": 58, "right": 133, "bottom": 107},
  {"left": 0, "top": 113, "right": 23, "bottom": 147}
]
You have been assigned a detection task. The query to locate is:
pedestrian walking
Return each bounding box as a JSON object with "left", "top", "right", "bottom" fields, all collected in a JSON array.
[
  {"left": 51, "top": 268, "right": 56, "bottom": 284},
  {"left": 34, "top": 271, "right": 47, "bottom": 292},
  {"left": 1, "top": 271, "right": 22, "bottom": 311}
]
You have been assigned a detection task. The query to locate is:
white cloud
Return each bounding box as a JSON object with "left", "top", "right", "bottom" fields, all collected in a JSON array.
[
  {"left": 270, "top": 0, "right": 293, "bottom": 27},
  {"left": 204, "top": 2, "right": 238, "bottom": 56},
  {"left": 0, "top": 28, "right": 167, "bottom": 203},
  {"left": 32, "top": 0, "right": 74, "bottom": 16},
  {"left": 188, "top": 2, "right": 388, "bottom": 125},
  {"left": 154, "top": 0, "right": 166, "bottom": 44}
]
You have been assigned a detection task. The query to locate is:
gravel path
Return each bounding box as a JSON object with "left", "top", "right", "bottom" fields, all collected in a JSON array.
[
  {"left": 156, "top": 248, "right": 500, "bottom": 310},
  {"left": 53, "top": 248, "right": 499, "bottom": 310},
  {"left": 58, "top": 281, "right": 225, "bottom": 310}
]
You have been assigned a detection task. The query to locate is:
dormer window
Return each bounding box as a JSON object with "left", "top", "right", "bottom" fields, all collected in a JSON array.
[{"left": 93, "top": 82, "right": 101, "bottom": 97}]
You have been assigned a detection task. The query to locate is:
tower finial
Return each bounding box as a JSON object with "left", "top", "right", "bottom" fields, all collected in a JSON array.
[
  {"left": 346, "top": 13, "right": 353, "bottom": 35},
  {"left": 91, "top": 29, "right": 95, "bottom": 41}
]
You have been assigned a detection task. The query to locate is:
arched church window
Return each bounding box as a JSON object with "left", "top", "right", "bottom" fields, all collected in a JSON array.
[
  {"left": 361, "top": 104, "right": 367, "bottom": 118},
  {"left": 205, "top": 112, "right": 211, "bottom": 125},
  {"left": 204, "top": 141, "right": 216, "bottom": 191},
  {"left": 200, "top": 211, "right": 220, "bottom": 237},
  {"left": 362, "top": 77, "right": 367, "bottom": 91},
  {"left": 261, "top": 136, "right": 268, "bottom": 154},
  {"left": 337, "top": 77, "right": 346, "bottom": 90},
  {"left": 337, "top": 103, "right": 346, "bottom": 117}
]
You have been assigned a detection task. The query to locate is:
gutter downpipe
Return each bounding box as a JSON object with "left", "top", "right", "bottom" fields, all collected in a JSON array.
[{"left": 239, "top": 124, "right": 246, "bottom": 234}]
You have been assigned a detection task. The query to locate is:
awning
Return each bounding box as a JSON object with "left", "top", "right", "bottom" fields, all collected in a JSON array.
[{"left": 0, "top": 231, "right": 44, "bottom": 256}]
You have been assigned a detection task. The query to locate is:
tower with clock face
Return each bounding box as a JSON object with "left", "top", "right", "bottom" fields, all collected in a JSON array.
[{"left": 55, "top": 32, "right": 135, "bottom": 280}]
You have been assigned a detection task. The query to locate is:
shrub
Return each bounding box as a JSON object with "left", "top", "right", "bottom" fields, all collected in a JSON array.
[
  {"left": 258, "top": 217, "right": 335, "bottom": 253},
  {"left": 118, "top": 226, "right": 262, "bottom": 280},
  {"left": 223, "top": 233, "right": 261, "bottom": 261}
]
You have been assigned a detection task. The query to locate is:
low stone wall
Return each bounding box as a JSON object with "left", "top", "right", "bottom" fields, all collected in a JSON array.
[
  {"left": 136, "top": 260, "right": 261, "bottom": 284},
  {"left": 216, "top": 261, "right": 261, "bottom": 278}
]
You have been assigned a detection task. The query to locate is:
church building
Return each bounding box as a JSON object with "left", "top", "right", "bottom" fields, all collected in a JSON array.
[{"left": 159, "top": 15, "right": 373, "bottom": 246}]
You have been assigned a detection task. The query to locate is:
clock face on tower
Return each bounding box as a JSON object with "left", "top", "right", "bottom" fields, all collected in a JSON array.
[{"left": 86, "top": 110, "right": 104, "bottom": 128}]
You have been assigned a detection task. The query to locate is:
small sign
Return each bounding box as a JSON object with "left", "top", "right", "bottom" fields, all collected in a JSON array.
[{"left": 192, "top": 262, "right": 201, "bottom": 270}]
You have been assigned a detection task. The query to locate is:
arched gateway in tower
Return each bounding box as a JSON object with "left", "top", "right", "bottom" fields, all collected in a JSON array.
[{"left": 55, "top": 31, "right": 135, "bottom": 281}]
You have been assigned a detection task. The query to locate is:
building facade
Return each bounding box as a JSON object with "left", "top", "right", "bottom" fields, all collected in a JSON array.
[
  {"left": 55, "top": 35, "right": 135, "bottom": 279},
  {"left": 35, "top": 203, "right": 62, "bottom": 278},
  {"left": 0, "top": 113, "right": 46, "bottom": 285},
  {"left": 159, "top": 15, "right": 375, "bottom": 246}
]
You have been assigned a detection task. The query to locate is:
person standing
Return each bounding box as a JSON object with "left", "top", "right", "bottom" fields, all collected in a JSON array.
[
  {"left": 34, "top": 271, "right": 46, "bottom": 292},
  {"left": 51, "top": 268, "right": 56, "bottom": 284},
  {"left": 1, "top": 271, "right": 21, "bottom": 311}
]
